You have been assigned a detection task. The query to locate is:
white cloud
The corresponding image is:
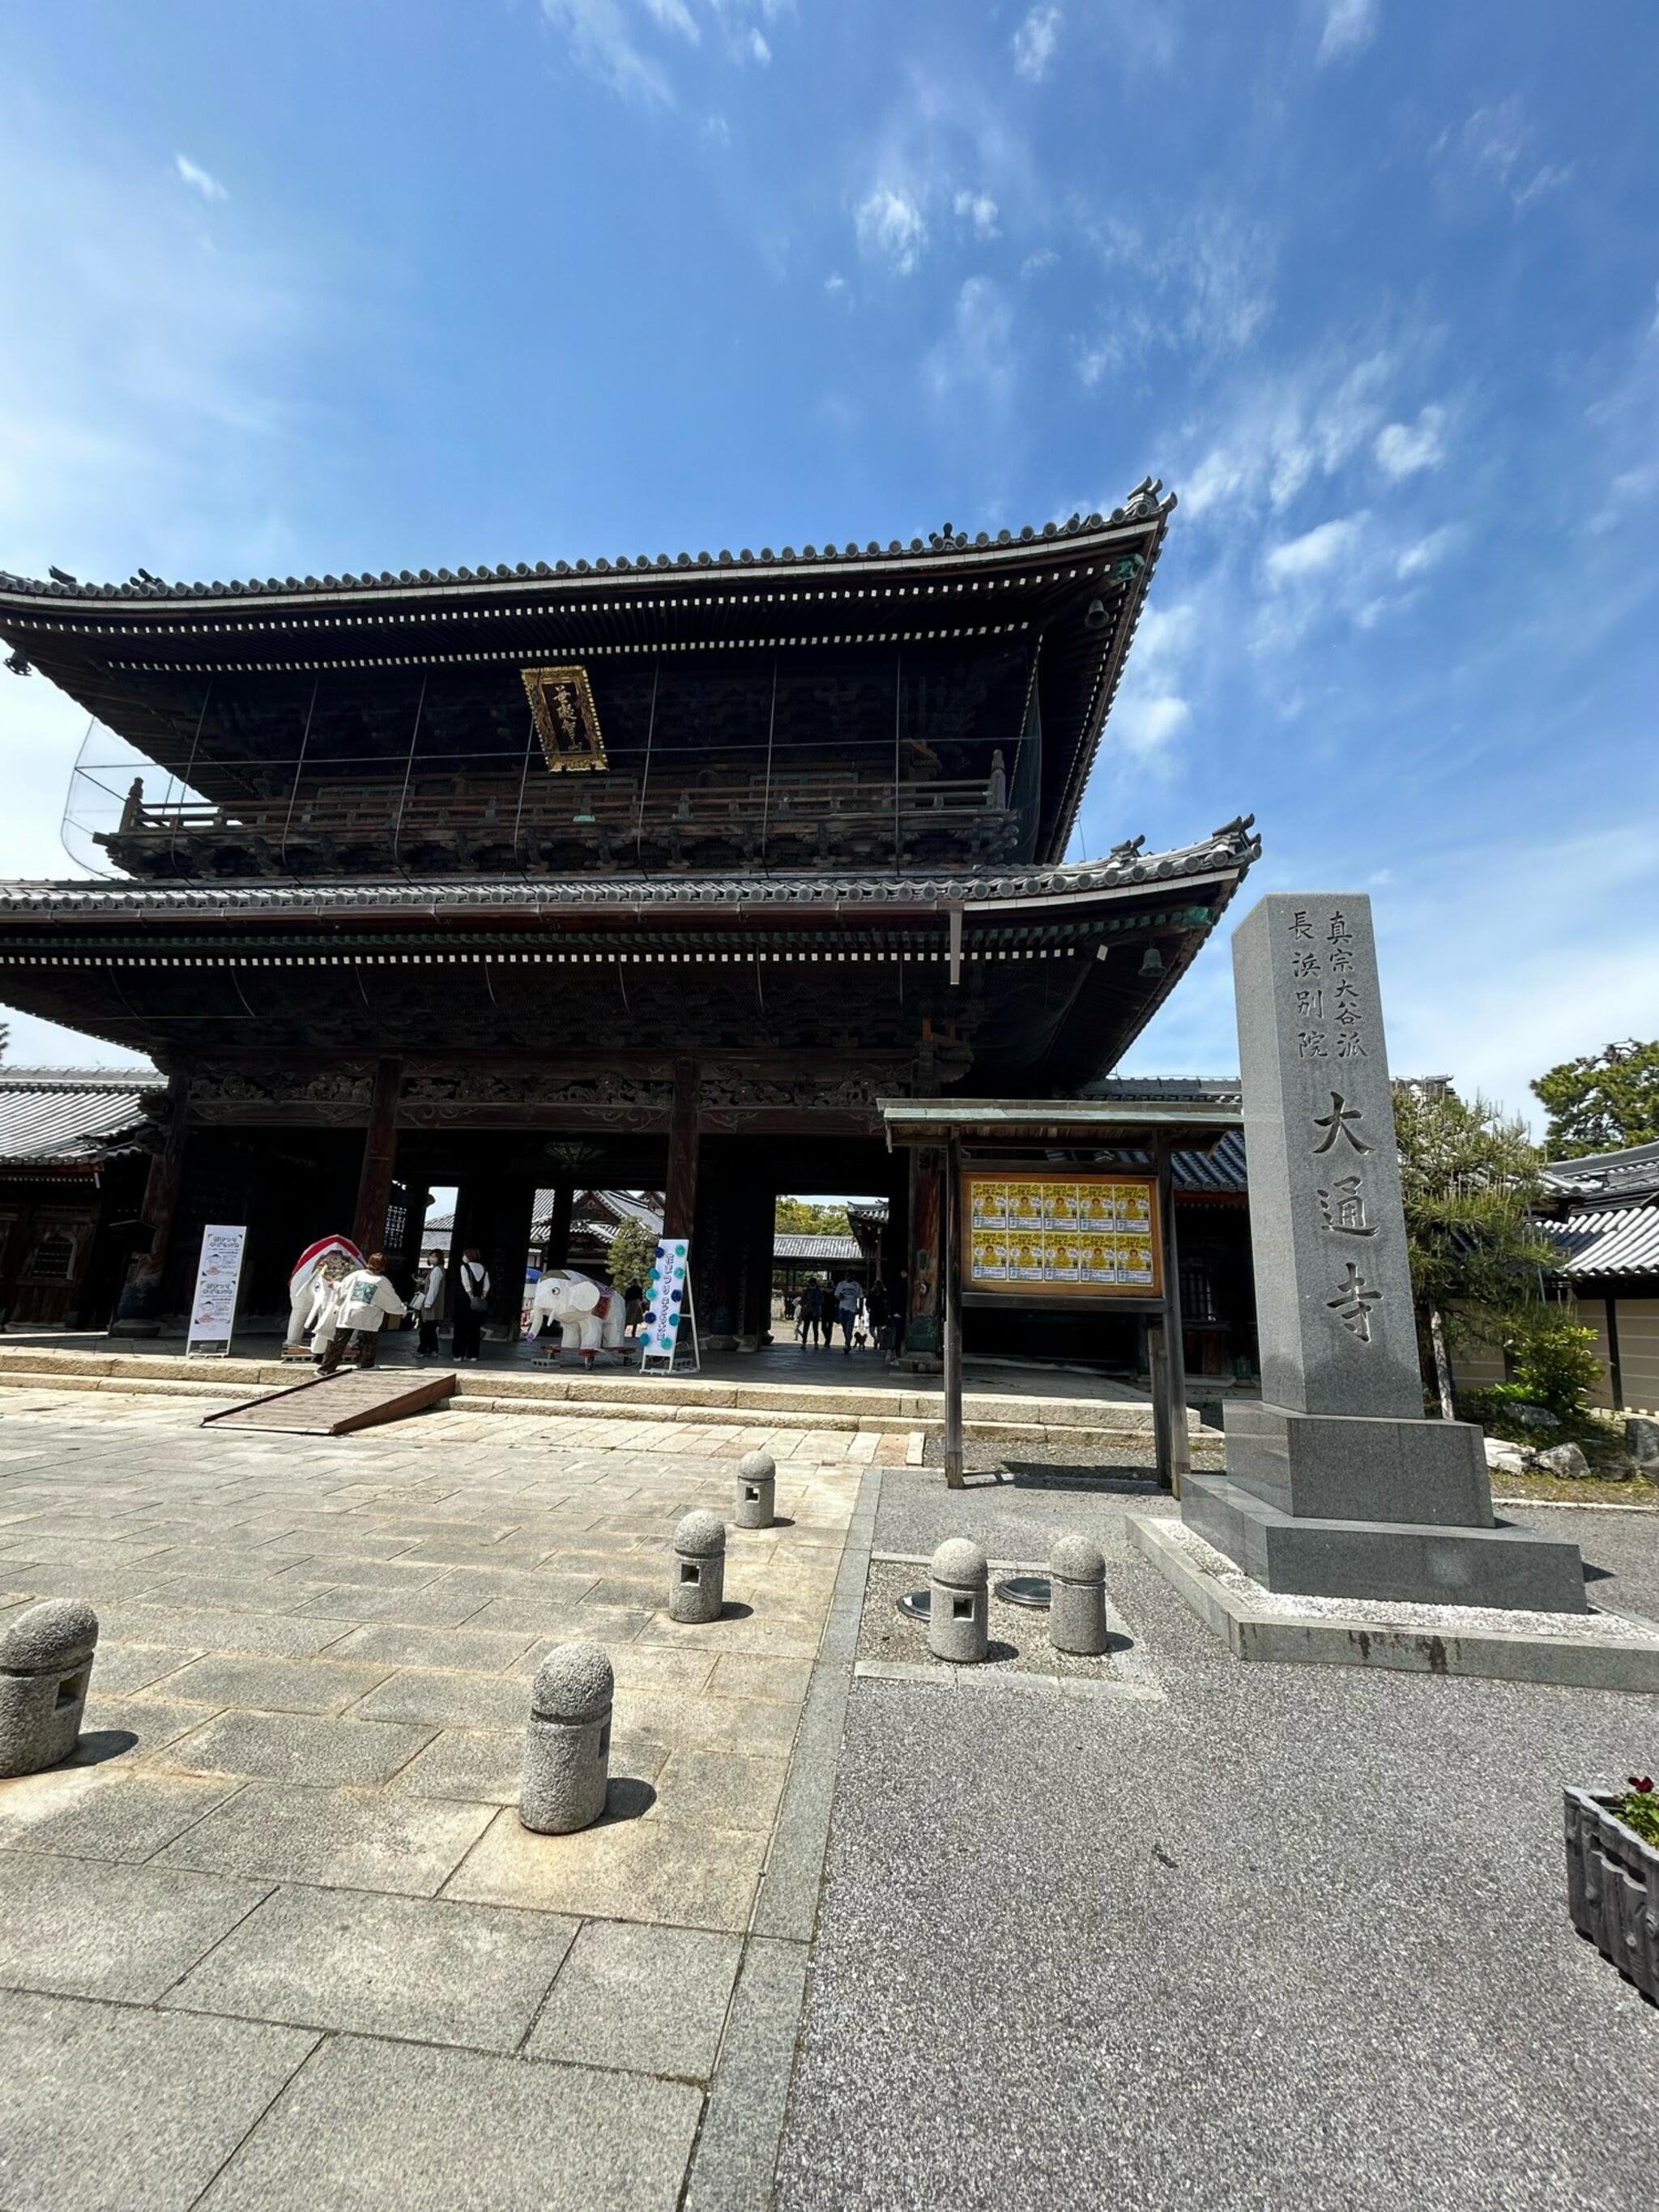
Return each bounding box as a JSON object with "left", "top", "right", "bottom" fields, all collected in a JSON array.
[
  {"left": 824, "top": 271, "right": 849, "bottom": 297},
  {"left": 1181, "top": 346, "right": 1403, "bottom": 522},
  {"left": 1264, "top": 513, "right": 1367, "bottom": 584},
  {"left": 1108, "top": 600, "right": 1198, "bottom": 771},
  {"left": 174, "top": 154, "right": 227, "bottom": 203},
  {"left": 1115, "top": 693, "right": 1191, "bottom": 761},
  {"left": 1013, "top": 5, "right": 1062, "bottom": 83},
  {"left": 925, "top": 276, "right": 1015, "bottom": 404},
  {"left": 702, "top": 113, "right": 731, "bottom": 147},
  {"left": 1020, "top": 247, "right": 1058, "bottom": 279},
  {"left": 854, "top": 186, "right": 928, "bottom": 276},
  {"left": 1448, "top": 98, "right": 1572, "bottom": 215},
  {"left": 1375, "top": 402, "right": 1448, "bottom": 479},
  {"left": 1394, "top": 524, "right": 1461, "bottom": 579},
  {"left": 1081, "top": 208, "right": 1275, "bottom": 369},
  {"left": 540, "top": 0, "right": 786, "bottom": 103},
  {"left": 953, "top": 190, "right": 1000, "bottom": 240},
  {"left": 1316, "top": 0, "right": 1378, "bottom": 65},
  {"left": 748, "top": 27, "right": 770, "bottom": 62}
]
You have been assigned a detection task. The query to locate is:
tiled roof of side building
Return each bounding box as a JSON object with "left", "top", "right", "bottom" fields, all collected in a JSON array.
[
  {"left": 0, "top": 485, "right": 1175, "bottom": 607},
  {"left": 1550, "top": 1206, "right": 1659, "bottom": 1280},
  {"left": 0, "top": 1068, "right": 156, "bottom": 1166},
  {"left": 1541, "top": 1140, "right": 1659, "bottom": 1208}
]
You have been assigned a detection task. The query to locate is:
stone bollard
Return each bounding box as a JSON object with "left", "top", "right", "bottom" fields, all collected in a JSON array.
[
  {"left": 671, "top": 1510, "right": 727, "bottom": 1624},
  {"left": 1049, "top": 1533, "right": 1110, "bottom": 1656},
  {"left": 928, "top": 1538, "right": 988, "bottom": 1664},
  {"left": 734, "top": 1449, "right": 776, "bottom": 1531},
  {"left": 0, "top": 1599, "right": 99, "bottom": 1779},
  {"left": 520, "top": 1642, "right": 613, "bottom": 1835}
]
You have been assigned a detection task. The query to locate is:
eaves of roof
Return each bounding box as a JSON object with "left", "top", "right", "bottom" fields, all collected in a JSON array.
[{"left": 1550, "top": 1205, "right": 1659, "bottom": 1280}]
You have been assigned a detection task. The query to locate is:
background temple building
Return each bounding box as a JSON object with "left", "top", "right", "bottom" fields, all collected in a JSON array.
[{"left": 0, "top": 484, "right": 1265, "bottom": 1371}]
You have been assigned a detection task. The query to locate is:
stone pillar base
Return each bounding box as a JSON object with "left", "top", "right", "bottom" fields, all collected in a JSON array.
[{"left": 1183, "top": 1472, "right": 1588, "bottom": 1613}]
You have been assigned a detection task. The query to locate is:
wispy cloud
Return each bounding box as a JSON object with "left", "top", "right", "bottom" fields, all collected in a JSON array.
[
  {"left": 854, "top": 186, "right": 928, "bottom": 275},
  {"left": 539, "top": 0, "right": 785, "bottom": 104},
  {"left": 1111, "top": 600, "right": 1199, "bottom": 771},
  {"left": 1316, "top": 0, "right": 1379, "bottom": 66},
  {"left": 1080, "top": 208, "right": 1276, "bottom": 370},
  {"left": 924, "top": 276, "right": 1015, "bottom": 405},
  {"left": 1265, "top": 512, "right": 1367, "bottom": 584},
  {"left": 953, "top": 190, "right": 1000, "bottom": 240},
  {"left": 1441, "top": 97, "right": 1573, "bottom": 215},
  {"left": 174, "top": 153, "right": 228, "bottom": 203},
  {"left": 1013, "top": 5, "right": 1062, "bottom": 83},
  {"left": 1375, "top": 402, "right": 1448, "bottom": 479}
]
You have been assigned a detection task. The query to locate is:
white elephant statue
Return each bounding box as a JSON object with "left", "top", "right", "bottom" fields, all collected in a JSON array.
[{"left": 527, "top": 1268, "right": 629, "bottom": 1366}]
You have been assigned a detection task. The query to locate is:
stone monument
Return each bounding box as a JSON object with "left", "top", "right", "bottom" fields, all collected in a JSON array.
[{"left": 1183, "top": 893, "right": 1588, "bottom": 1612}]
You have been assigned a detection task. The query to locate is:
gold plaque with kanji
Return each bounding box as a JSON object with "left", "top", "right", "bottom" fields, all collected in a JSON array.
[{"left": 521, "top": 665, "right": 608, "bottom": 773}]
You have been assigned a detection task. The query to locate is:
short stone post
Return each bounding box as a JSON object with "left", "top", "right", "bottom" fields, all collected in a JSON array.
[
  {"left": 671, "top": 1510, "right": 727, "bottom": 1624},
  {"left": 928, "top": 1538, "right": 988, "bottom": 1664},
  {"left": 520, "top": 1642, "right": 613, "bottom": 1835},
  {"left": 0, "top": 1600, "right": 99, "bottom": 1778},
  {"left": 1049, "top": 1534, "right": 1109, "bottom": 1656},
  {"left": 734, "top": 1449, "right": 776, "bottom": 1530}
]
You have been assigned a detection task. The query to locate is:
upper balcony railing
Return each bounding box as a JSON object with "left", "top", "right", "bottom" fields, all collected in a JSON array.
[{"left": 92, "top": 765, "right": 1022, "bottom": 880}]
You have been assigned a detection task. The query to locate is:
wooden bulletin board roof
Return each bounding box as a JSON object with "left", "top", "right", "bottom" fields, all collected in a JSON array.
[{"left": 876, "top": 1097, "right": 1243, "bottom": 1154}]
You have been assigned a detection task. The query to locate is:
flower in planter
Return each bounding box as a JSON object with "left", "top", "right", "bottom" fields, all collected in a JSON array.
[{"left": 1617, "top": 1775, "right": 1659, "bottom": 1845}]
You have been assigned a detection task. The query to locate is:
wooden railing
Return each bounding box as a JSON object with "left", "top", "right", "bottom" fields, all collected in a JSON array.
[{"left": 100, "top": 771, "right": 1021, "bottom": 877}]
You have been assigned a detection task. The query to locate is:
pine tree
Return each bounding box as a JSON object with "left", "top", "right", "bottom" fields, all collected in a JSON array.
[
  {"left": 1392, "top": 1085, "right": 1556, "bottom": 1418},
  {"left": 1532, "top": 1038, "right": 1659, "bottom": 1159}
]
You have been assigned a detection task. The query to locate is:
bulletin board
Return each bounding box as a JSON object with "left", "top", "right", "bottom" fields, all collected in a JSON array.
[{"left": 962, "top": 1171, "right": 1162, "bottom": 1300}]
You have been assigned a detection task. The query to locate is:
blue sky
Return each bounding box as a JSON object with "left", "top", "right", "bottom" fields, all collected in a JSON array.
[{"left": 1, "top": 0, "right": 1654, "bottom": 1129}]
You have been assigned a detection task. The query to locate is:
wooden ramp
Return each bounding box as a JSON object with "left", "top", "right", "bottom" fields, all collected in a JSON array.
[{"left": 202, "top": 1367, "right": 457, "bottom": 1436}]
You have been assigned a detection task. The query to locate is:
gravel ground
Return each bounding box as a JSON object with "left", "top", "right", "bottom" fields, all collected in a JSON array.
[{"left": 777, "top": 1485, "right": 1659, "bottom": 2212}]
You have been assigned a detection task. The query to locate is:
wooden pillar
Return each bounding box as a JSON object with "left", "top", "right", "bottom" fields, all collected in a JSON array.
[
  {"left": 906, "top": 1146, "right": 943, "bottom": 1362},
  {"left": 663, "top": 1059, "right": 701, "bottom": 1240},
  {"left": 740, "top": 1178, "right": 774, "bottom": 1347},
  {"left": 113, "top": 1070, "right": 190, "bottom": 1331},
  {"left": 1148, "top": 1320, "right": 1173, "bottom": 1492},
  {"left": 352, "top": 1057, "right": 403, "bottom": 1255},
  {"left": 942, "top": 1129, "right": 965, "bottom": 1489},
  {"left": 546, "top": 1186, "right": 574, "bottom": 1267},
  {"left": 1154, "top": 1139, "right": 1191, "bottom": 1498}
]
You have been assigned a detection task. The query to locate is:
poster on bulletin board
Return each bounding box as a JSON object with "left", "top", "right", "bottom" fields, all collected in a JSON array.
[{"left": 962, "top": 1172, "right": 1161, "bottom": 1298}]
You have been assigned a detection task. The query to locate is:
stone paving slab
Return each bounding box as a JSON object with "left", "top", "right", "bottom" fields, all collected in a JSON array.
[
  {"left": 197, "top": 2031, "right": 706, "bottom": 2210},
  {"left": 526, "top": 1918, "right": 743, "bottom": 2080},
  {"left": 0, "top": 1993, "right": 318, "bottom": 2212},
  {"left": 156, "top": 1779, "right": 498, "bottom": 1894},
  {"left": 0, "top": 1852, "right": 268, "bottom": 2002},
  {"left": 0, "top": 1766, "right": 241, "bottom": 1862},
  {"left": 163, "top": 1884, "right": 580, "bottom": 2052}
]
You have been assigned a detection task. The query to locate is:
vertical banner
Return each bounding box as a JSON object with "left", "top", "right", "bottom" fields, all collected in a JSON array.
[
  {"left": 637, "top": 1238, "right": 695, "bottom": 1370},
  {"left": 187, "top": 1224, "right": 249, "bottom": 1357}
]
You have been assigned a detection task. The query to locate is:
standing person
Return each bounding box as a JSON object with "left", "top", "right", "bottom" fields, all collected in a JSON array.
[
  {"left": 453, "top": 1245, "right": 491, "bottom": 1362},
  {"left": 799, "top": 1277, "right": 822, "bottom": 1347},
  {"left": 317, "top": 1252, "right": 407, "bottom": 1373},
  {"left": 867, "top": 1276, "right": 891, "bottom": 1352},
  {"left": 307, "top": 1254, "right": 353, "bottom": 1367},
  {"left": 414, "top": 1249, "right": 446, "bottom": 1357},
  {"left": 833, "top": 1274, "right": 863, "bottom": 1356}
]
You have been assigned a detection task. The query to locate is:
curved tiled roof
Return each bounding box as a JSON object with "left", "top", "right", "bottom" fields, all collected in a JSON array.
[
  {"left": 1551, "top": 1206, "right": 1659, "bottom": 1280},
  {"left": 1542, "top": 1141, "right": 1659, "bottom": 1208},
  {"left": 0, "top": 1068, "right": 156, "bottom": 1166},
  {"left": 0, "top": 820, "right": 1259, "bottom": 921},
  {"left": 0, "top": 486, "right": 1174, "bottom": 608}
]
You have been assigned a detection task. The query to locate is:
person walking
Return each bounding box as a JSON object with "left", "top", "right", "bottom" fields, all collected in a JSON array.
[
  {"left": 306, "top": 1254, "right": 353, "bottom": 1367},
  {"left": 453, "top": 1245, "right": 491, "bottom": 1362},
  {"left": 868, "top": 1276, "right": 891, "bottom": 1352},
  {"left": 833, "top": 1274, "right": 863, "bottom": 1356},
  {"left": 414, "top": 1250, "right": 446, "bottom": 1357},
  {"left": 317, "top": 1252, "right": 407, "bottom": 1373}
]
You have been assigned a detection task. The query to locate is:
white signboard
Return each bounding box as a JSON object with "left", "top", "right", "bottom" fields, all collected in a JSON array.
[
  {"left": 636, "top": 1238, "right": 695, "bottom": 1371},
  {"left": 187, "top": 1223, "right": 249, "bottom": 1357}
]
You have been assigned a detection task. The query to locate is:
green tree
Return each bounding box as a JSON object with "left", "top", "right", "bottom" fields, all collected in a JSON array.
[
  {"left": 774, "top": 1196, "right": 851, "bottom": 1235},
  {"left": 1392, "top": 1085, "right": 1557, "bottom": 1418},
  {"left": 603, "top": 1215, "right": 658, "bottom": 1296},
  {"left": 1532, "top": 1038, "right": 1659, "bottom": 1160}
]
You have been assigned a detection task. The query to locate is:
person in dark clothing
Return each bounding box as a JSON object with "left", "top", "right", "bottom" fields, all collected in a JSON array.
[
  {"left": 867, "top": 1277, "right": 892, "bottom": 1353},
  {"left": 800, "top": 1279, "right": 823, "bottom": 1346},
  {"left": 452, "top": 1246, "right": 490, "bottom": 1362}
]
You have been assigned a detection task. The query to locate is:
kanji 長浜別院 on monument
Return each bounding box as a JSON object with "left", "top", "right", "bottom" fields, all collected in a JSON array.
[{"left": 0, "top": 483, "right": 1260, "bottom": 1353}]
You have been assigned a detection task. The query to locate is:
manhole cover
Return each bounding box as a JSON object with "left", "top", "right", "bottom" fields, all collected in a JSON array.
[
  {"left": 996, "top": 1575, "right": 1052, "bottom": 1609},
  {"left": 896, "top": 1588, "right": 931, "bottom": 1622}
]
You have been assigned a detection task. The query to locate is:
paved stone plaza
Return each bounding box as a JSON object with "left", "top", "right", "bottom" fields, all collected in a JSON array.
[
  {"left": 4, "top": 1386, "right": 1659, "bottom": 2210},
  {"left": 0, "top": 1387, "right": 881, "bottom": 2211}
]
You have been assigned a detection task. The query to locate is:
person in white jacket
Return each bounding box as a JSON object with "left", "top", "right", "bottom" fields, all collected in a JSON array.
[
  {"left": 414, "top": 1251, "right": 447, "bottom": 1357},
  {"left": 306, "top": 1255, "right": 355, "bottom": 1366},
  {"left": 318, "top": 1253, "right": 407, "bottom": 1373}
]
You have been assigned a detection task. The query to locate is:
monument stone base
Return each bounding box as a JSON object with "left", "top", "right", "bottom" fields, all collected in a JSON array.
[
  {"left": 1183, "top": 1471, "right": 1589, "bottom": 1613},
  {"left": 1224, "top": 1400, "right": 1494, "bottom": 1527}
]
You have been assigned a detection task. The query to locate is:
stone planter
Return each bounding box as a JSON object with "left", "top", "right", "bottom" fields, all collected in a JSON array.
[{"left": 1563, "top": 1788, "right": 1659, "bottom": 2005}]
